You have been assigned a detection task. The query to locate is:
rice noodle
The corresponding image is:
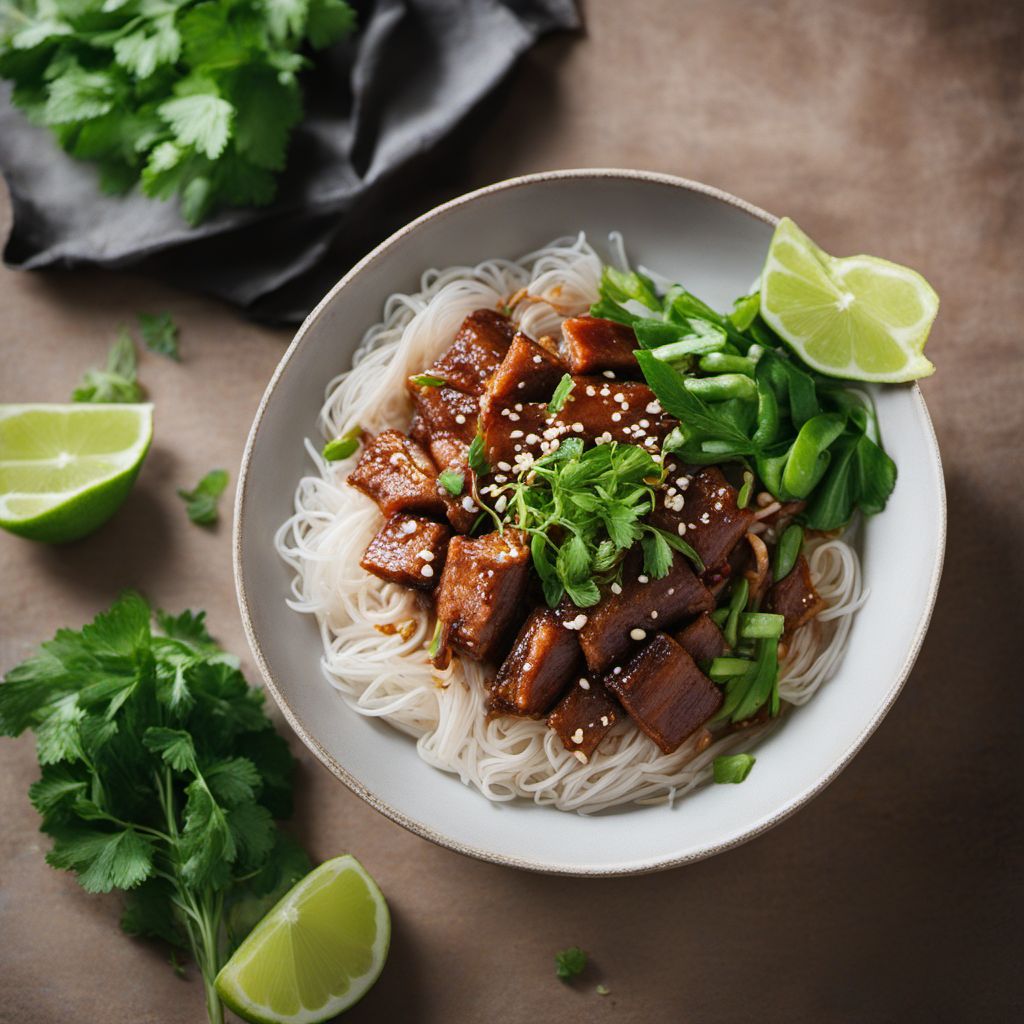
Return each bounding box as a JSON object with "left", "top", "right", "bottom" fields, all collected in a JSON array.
[{"left": 274, "top": 234, "right": 865, "bottom": 813}]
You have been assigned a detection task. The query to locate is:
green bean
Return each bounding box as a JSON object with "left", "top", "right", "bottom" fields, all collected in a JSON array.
[
  {"left": 752, "top": 372, "right": 781, "bottom": 448},
  {"left": 781, "top": 413, "right": 846, "bottom": 498},
  {"left": 738, "top": 612, "right": 786, "bottom": 639},
  {"left": 723, "top": 578, "right": 750, "bottom": 649},
  {"left": 773, "top": 523, "right": 804, "bottom": 581},
  {"left": 710, "top": 607, "right": 730, "bottom": 627},
  {"left": 731, "top": 636, "right": 779, "bottom": 721},
  {"left": 708, "top": 657, "right": 753, "bottom": 678},
  {"left": 698, "top": 352, "right": 757, "bottom": 377},
  {"left": 651, "top": 333, "right": 726, "bottom": 362},
  {"left": 683, "top": 373, "right": 757, "bottom": 402}
]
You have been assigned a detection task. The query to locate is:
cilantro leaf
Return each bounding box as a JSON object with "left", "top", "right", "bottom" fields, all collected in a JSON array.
[
  {"left": 555, "top": 946, "right": 587, "bottom": 980},
  {"left": 438, "top": 470, "right": 464, "bottom": 496},
  {"left": 72, "top": 329, "right": 143, "bottom": 404},
  {"left": 138, "top": 312, "right": 180, "bottom": 361},
  {"left": 158, "top": 93, "right": 235, "bottom": 160},
  {"left": 46, "top": 827, "right": 156, "bottom": 894},
  {"left": 178, "top": 469, "right": 229, "bottom": 525}
]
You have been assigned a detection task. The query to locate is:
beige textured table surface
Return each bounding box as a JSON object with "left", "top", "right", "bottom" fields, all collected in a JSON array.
[{"left": 2, "top": 2, "right": 1022, "bottom": 1021}]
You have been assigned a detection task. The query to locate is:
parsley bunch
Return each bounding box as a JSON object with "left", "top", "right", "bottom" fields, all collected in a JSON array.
[
  {"left": 0, "top": 0, "right": 356, "bottom": 224},
  {"left": 0, "top": 594, "right": 309, "bottom": 1024},
  {"left": 491, "top": 437, "right": 702, "bottom": 608}
]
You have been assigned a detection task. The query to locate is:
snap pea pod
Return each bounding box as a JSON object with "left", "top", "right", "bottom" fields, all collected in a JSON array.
[
  {"left": 781, "top": 413, "right": 846, "bottom": 498},
  {"left": 723, "top": 577, "right": 750, "bottom": 649},
  {"left": 698, "top": 352, "right": 757, "bottom": 376},
  {"left": 684, "top": 373, "right": 757, "bottom": 402},
  {"left": 752, "top": 370, "right": 781, "bottom": 448},
  {"left": 736, "top": 469, "right": 754, "bottom": 509},
  {"left": 773, "top": 523, "right": 804, "bottom": 581}
]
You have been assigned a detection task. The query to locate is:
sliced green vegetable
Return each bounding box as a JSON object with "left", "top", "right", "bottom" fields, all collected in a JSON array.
[
  {"left": 322, "top": 426, "right": 362, "bottom": 462},
  {"left": 713, "top": 753, "right": 756, "bottom": 784},
  {"left": 773, "top": 524, "right": 804, "bottom": 581}
]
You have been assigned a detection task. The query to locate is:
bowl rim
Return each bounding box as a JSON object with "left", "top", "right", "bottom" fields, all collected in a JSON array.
[{"left": 233, "top": 168, "right": 947, "bottom": 876}]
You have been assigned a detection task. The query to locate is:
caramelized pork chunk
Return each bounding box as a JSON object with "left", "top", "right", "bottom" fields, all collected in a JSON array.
[
  {"left": 675, "top": 612, "right": 726, "bottom": 665},
  {"left": 433, "top": 528, "right": 531, "bottom": 665},
  {"left": 606, "top": 633, "right": 722, "bottom": 754},
  {"left": 487, "top": 332, "right": 567, "bottom": 403},
  {"left": 766, "top": 554, "right": 824, "bottom": 636},
  {"left": 491, "top": 608, "right": 582, "bottom": 717},
  {"left": 651, "top": 465, "right": 754, "bottom": 572},
  {"left": 419, "top": 309, "right": 516, "bottom": 396},
  {"left": 547, "top": 678, "right": 619, "bottom": 763},
  {"left": 347, "top": 429, "right": 447, "bottom": 519},
  {"left": 408, "top": 385, "right": 479, "bottom": 471},
  {"left": 578, "top": 552, "right": 714, "bottom": 674},
  {"left": 360, "top": 514, "right": 450, "bottom": 590},
  {"left": 560, "top": 316, "right": 640, "bottom": 376}
]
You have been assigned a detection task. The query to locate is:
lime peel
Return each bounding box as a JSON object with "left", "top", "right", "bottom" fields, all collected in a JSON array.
[
  {"left": 215, "top": 855, "right": 390, "bottom": 1024},
  {"left": 759, "top": 217, "right": 938, "bottom": 383}
]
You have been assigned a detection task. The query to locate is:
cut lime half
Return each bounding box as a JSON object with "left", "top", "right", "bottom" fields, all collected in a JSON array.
[
  {"left": 760, "top": 217, "right": 938, "bottom": 382},
  {"left": 216, "top": 855, "right": 390, "bottom": 1024},
  {"left": 0, "top": 403, "right": 153, "bottom": 543}
]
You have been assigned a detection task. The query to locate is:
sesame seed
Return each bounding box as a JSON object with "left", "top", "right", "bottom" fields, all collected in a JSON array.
[
  {"left": 611, "top": 412, "right": 622, "bottom": 422},
  {"left": 646, "top": 401, "right": 661, "bottom": 414},
  {"left": 399, "top": 520, "right": 417, "bottom": 534},
  {"left": 574, "top": 750, "right": 588, "bottom": 764},
  {"left": 579, "top": 678, "right": 591, "bottom": 690},
  {"left": 514, "top": 404, "right": 524, "bottom": 412},
  {"left": 613, "top": 392, "right": 625, "bottom": 403},
  {"left": 572, "top": 613, "right": 588, "bottom": 629},
  {"left": 494, "top": 474, "right": 508, "bottom": 483},
  {"left": 650, "top": 610, "right": 658, "bottom": 619},
  {"left": 639, "top": 419, "right": 650, "bottom": 429},
  {"left": 613, "top": 666, "right": 623, "bottom": 675},
  {"left": 620, "top": 402, "right": 629, "bottom": 411},
  {"left": 522, "top": 662, "right": 533, "bottom": 672},
  {"left": 638, "top": 575, "right": 649, "bottom": 584},
  {"left": 586, "top": 385, "right": 597, "bottom": 396},
  {"left": 494, "top": 495, "right": 508, "bottom": 513},
  {"left": 461, "top": 496, "right": 478, "bottom": 512},
  {"left": 714, "top": 501, "right": 723, "bottom": 511},
  {"left": 630, "top": 628, "right": 647, "bottom": 640},
  {"left": 388, "top": 452, "right": 404, "bottom": 465},
  {"left": 532, "top": 354, "right": 543, "bottom": 363},
  {"left": 603, "top": 370, "right": 616, "bottom": 378},
  {"left": 420, "top": 564, "right": 434, "bottom": 577},
  {"left": 510, "top": 429, "right": 524, "bottom": 439},
  {"left": 418, "top": 549, "right": 435, "bottom": 561},
  {"left": 600, "top": 387, "right": 611, "bottom": 397},
  {"left": 508, "top": 413, "right": 520, "bottom": 421},
  {"left": 572, "top": 422, "right": 584, "bottom": 432},
  {"left": 571, "top": 728, "right": 584, "bottom": 744},
  {"left": 700, "top": 512, "right": 711, "bottom": 524},
  {"left": 454, "top": 413, "right": 466, "bottom": 424},
  {"left": 517, "top": 381, "right": 525, "bottom": 389},
  {"left": 600, "top": 715, "right": 609, "bottom": 727},
  {"left": 497, "top": 461, "right": 512, "bottom": 472},
  {"left": 668, "top": 587, "right": 675, "bottom": 595}
]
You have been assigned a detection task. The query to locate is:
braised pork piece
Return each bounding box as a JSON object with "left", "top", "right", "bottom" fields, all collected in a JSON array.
[{"left": 348, "top": 308, "right": 824, "bottom": 763}]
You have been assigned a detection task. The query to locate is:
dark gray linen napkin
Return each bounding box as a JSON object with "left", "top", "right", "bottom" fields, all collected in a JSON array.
[{"left": 0, "top": 0, "right": 578, "bottom": 323}]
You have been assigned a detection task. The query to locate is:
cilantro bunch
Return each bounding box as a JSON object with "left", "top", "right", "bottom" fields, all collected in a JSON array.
[
  {"left": 0, "top": 594, "right": 309, "bottom": 1024},
  {"left": 492, "top": 437, "right": 702, "bottom": 608},
  {"left": 0, "top": 0, "right": 355, "bottom": 224}
]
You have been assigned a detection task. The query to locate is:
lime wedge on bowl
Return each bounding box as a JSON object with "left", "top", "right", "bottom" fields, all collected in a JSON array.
[
  {"left": 760, "top": 217, "right": 938, "bottom": 382},
  {"left": 0, "top": 403, "right": 153, "bottom": 543},
  {"left": 216, "top": 855, "right": 390, "bottom": 1024}
]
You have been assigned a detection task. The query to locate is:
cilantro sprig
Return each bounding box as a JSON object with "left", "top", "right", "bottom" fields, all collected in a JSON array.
[
  {"left": 178, "top": 469, "right": 229, "bottom": 525},
  {"left": 72, "top": 328, "right": 143, "bottom": 403},
  {"left": 487, "top": 438, "right": 701, "bottom": 608},
  {"left": 0, "top": 594, "right": 309, "bottom": 1024},
  {"left": 0, "top": 0, "right": 356, "bottom": 224}
]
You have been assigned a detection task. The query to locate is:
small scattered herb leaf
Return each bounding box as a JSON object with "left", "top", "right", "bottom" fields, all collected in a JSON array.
[
  {"left": 547, "top": 373, "right": 576, "bottom": 415},
  {"left": 555, "top": 946, "right": 587, "bottom": 980},
  {"left": 177, "top": 469, "right": 229, "bottom": 525},
  {"left": 138, "top": 312, "right": 180, "bottom": 361},
  {"left": 438, "top": 470, "right": 464, "bottom": 496}
]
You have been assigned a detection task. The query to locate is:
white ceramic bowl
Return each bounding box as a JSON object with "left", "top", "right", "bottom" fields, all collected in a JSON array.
[{"left": 234, "top": 169, "right": 945, "bottom": 875}]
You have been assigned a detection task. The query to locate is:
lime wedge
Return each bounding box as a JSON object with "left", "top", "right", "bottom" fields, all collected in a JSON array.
[
  {"left": 760, "top": 217, "right": 938, "bottom": 382},
  {"left": 215, "top": 855, "right": 390, "bottom": 1024},
  {"left": 0, "top": 403, "right": 153, "bottom": 543}
]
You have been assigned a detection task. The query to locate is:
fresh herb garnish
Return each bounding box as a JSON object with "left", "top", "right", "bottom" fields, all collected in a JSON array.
[
  {"left": 467, "top": 431, "right": 490, "bottom": 477},
  {"left": 409, "top": 373, "right": 447, "bottom": 388},
  {"left": 178, "top": 469, "right": 229, "bottom": 525},
  {"left": 0, "top": 1, "right": 356, "bottom": 224},
  {"left": 488, "top": 439, "right": 700, "bottom": 608},
  {"left": 547, "top": 373, "right": 575, "bottom": 415},
  {"left": 438, "top": 470, "right": 464, "bottom": 496},
  {"left": 72, "top": 329, "right": 143, "bottom": 404},
  {"left": 139, "top": 312, "right": 180, "bottom": 361},
  {"left": 322, "top": 427, "right": 362, "bottom": 462},
  {"left": 596, "top": 984, "right": 611, "bottom": 996},
  {"left": 713, "top": 753, "right": 756, "bottom": 784},
  {"left": 596, "top": 265, "right": 897, "bottom": 530},
  {"left": 0, "top": 594, "right": 308, "bottom": 1024},
  {"left": 555, "top": 946, "right": 587, "bottom": 980}
]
